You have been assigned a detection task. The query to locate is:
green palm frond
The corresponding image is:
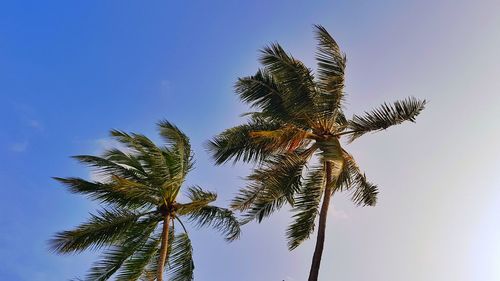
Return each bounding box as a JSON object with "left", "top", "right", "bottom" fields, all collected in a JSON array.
[
  {"left": 235, "top": 69, "right": 293, "bottom": 123},
  {"left": 238, "top": 187, "right": 288, "bottom": 224},
  {"left": 232, "top": 149, "right": 318, "bottom": 224},
  {"left": 338, "top": 152, "right": 378, "bottom": 206},
  {"left": 229, "top": 181, "right": 269, "bottom": 213},
  {"left": 50, "top": 209, "right": 154, "bottom": 254},
  {"left": 176, "top": 186, "right": 217, "bottom": 216},
  {"left": 166, "top": 233, "right": 194, "bottom": 281},
  {"left": 351, "top": 178, "right": 377, "bottom": 207},
  {"left": 286, "top": 167, "right": 325, "bottom": 250},
  {"left": 184, "top": 186, "right": 217, "bottom": 202},
  {"left": 314, "top": 24, "right": 346, "bottom": 116},
  {"left": 346, "top": 97, "right": 427, "bottom": 142},
  {"left": 142, "top": 227, "right": 175, "bottom": 281},
  {"left": 231, "top": 152, "right": 310, "bottom": 214},
  {"left": 110, "top": 176, "right": 160, "bottom": 204},
  {"left": 85, "top": 221, "right": 158, "bottom": 281},
  {"left": 110, "top": 131, "right": 157, "bottom": 155},
  {"left": 259, "top": 43, "right": 317, "bottom": 118},
  {"left": 157, "top": 120, "right": 193, "bottom": 175},
  {"left": 187, "top": 206, "right": 241, "bottom": 241},
  {"left": 72, "top": 155, "right": 147, "bottom": 184},
  {"left": 207, "top": 116, "right": 282, "bottom": 164},
  {"left": 102, "top": 148, "right": 147, "bottom": 175},
  {"left": 115, "top": 235, "right": 161, "bottom": 281},
  {"left": 157, "top": 120, "right": 190, "bottom": 152},
  {"left": 110, "top": 130, "right": 171, "bottom": 187},
  {"left": 53, "top": 177, "right": 156, "bottom": 208}
]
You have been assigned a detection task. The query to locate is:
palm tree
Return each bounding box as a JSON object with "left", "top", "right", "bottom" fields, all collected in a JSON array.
[
  {"left": 51, "top": 121, "right": 241, "bottom": 281},
  {"left": 208, "top": 25, "right": 426, "bottom": 281}
]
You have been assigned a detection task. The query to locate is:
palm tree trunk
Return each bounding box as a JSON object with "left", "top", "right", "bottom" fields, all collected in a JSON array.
[
  {"left": 308, "top": 161, "right": 333, "bottom": 281},
  {"left": 157, "top": 213, "right": 171, "bottom": 281}
]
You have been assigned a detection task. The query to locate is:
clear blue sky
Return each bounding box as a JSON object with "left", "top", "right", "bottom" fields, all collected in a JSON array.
[{"left": 1, "top": 1, "right": 500, "bottom": 280}]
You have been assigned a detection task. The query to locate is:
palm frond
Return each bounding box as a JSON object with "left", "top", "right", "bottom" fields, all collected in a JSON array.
[
  {"left": 53, "top": 177, "right": 157, "bottom": 208},
  {"left": 166, "top": 233, "right": 195, "bottom": 281},
  {"left": 142, "top": 225, "right": 175, "bottom": 280},
  {"left": 157, "top": 121, "right": 190, "bottom": 152},
  {"left": 338, "top": 151, "right": 378, "bottom": 206},
  {"left": 85, "top": 219, "right": 158, "bottom": 281},
  {"left": 314, "top": 24, "right": 346, "bottom": 116},
  {"left": 259, "top": 43, "right": 317, "bottom": 118},
  {"left": 231, "top": 152, "right": 309, "bottom": 212},
  {"left": 102, "top": 148, "right": 147, "bottom": 177},
  {"left": 236, "top": 69, "right": 293, "bottom": 123},
  {"left": 184, "top": 186, "right": 217, "bottom": 202},
  {"left": 207, "top": 116, "right": 282, "bottom": 164},
  {"left": 176, "top": 186, "right": 217, "bottom": 216},
  {"left": 49, "top": 208, "right": 152, "bottom": 254},
  {"left": 239, "top": 188, "right": 288, "bottom": 224},
  {"left": 187, "top": 206, "right": 241, "bottom": 241},
  {"left": 110, "top": 130, "right": 171, "bottom": 187},
  {"left": 115, "top": 235, "right": 161, "bottom": 281},
  {"left": 157, "top": 120, "right": 193, "bottom": 175},
  {"left": 346, "top": 97, "right": 427, "bottom": 142},
  {"left": 72, "top": 155, "right": 147, "bottom": 184},
  {"left": 286, "top": 167, "right": 325, "bottom": 250},
  {"left": 110, "top": 176, "right": 160, "bottom": 204}
]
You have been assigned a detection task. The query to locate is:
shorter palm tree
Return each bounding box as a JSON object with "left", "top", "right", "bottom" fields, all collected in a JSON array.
[{"left": 50, "top": 121, "right": 240, "bottom": 281}]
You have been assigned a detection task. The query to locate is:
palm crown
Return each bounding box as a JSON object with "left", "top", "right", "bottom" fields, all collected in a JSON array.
[
  {"left": 208, "top": 25, "right": 426, "bottom": 281},
  {"left": 51, "top": 121, "right": 240, "bottom": 281}
]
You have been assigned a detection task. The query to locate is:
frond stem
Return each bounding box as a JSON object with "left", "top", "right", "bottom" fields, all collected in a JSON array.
[{"left": 174, "top": 216, "right": 189, "bottom": 235}]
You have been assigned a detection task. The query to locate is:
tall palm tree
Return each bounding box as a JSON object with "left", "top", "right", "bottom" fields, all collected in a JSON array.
[
  {"left": 51, "top": 121, "right": 240, "bottom": 281},
  {"left": 208, "top": 25, "right": 426, "bottom": 281}
]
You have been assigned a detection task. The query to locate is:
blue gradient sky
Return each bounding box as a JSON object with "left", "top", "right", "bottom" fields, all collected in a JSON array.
[{"left": 1, "top": 1, "right": 500, "bottom": 280}]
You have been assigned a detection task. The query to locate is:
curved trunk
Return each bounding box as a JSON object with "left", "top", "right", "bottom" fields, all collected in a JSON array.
[
  {"left": 308, "top": 161, "right": 334, "bottom": 281},
  {"left": 157, "top": 213, "right": 171, "bottom": 281}
]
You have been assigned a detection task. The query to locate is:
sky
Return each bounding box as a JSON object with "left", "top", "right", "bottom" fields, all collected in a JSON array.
[{"left": 1, "top": 0, "right": 500, "bottom": 280}]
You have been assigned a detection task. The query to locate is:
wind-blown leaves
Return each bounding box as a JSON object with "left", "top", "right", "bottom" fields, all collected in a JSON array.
[
  {"left": 231, "top": 152, "right": 309, "bottom": 215},
  {"left": 184, "top": 186, "right": 217, "bottom": 203},
  {"left": 157, "top": 120, "right": 193, "bottom": 177},
  {"left": 207, "top": 116, "right": 282, "bottom": 164},
  {"left": 72, "top": 155, "right": 147, "bottom": 184},
  {"left": 259, "top": 43, "right": 317, "bottom": 118},
  {"left": 166, "top": 233, "right": 195, "bottom": 281},
  {"left": 236, "top": 69, "right": 292, "bottom": 123},
  {"left": 53, "top": 177, "right": 156, "bottom": 208},
  {"left": 338, "top": 152, "right": 378, "bottom": 206},
  {"left": 49, "top": 209, "right": 147, "bottom": 254},
  {"left": 238, "top": 187, "right": 288, "bottom": 225},
  {"left": 141, "top": 227, "right": 175, "bottom": 281},
  {"left": 187, "top": 206, "right": 241, "bottom": 241},
  {"left": 85, "top": 219, "right": 159, "bottom": 281},
  {"left": 286, "top": 167, "right": 325, "bottom": 250},
  {"left": 346, "top": 97, "right": 426, "bottom": 142},
  {"left": 115, "top": 235, "right": 162, "bottom": 281},
  {"left": 314, "top": 24, "right": 346, "bottom": 117},
  {"left": 110, "top": 130, "right": 171, "bottom": 188},
  {"left": 102, "top": 148, "right": 147, "bottom": 176},
  {"left": 176, "top": 186, "right": 217, "bottom": 216}
]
